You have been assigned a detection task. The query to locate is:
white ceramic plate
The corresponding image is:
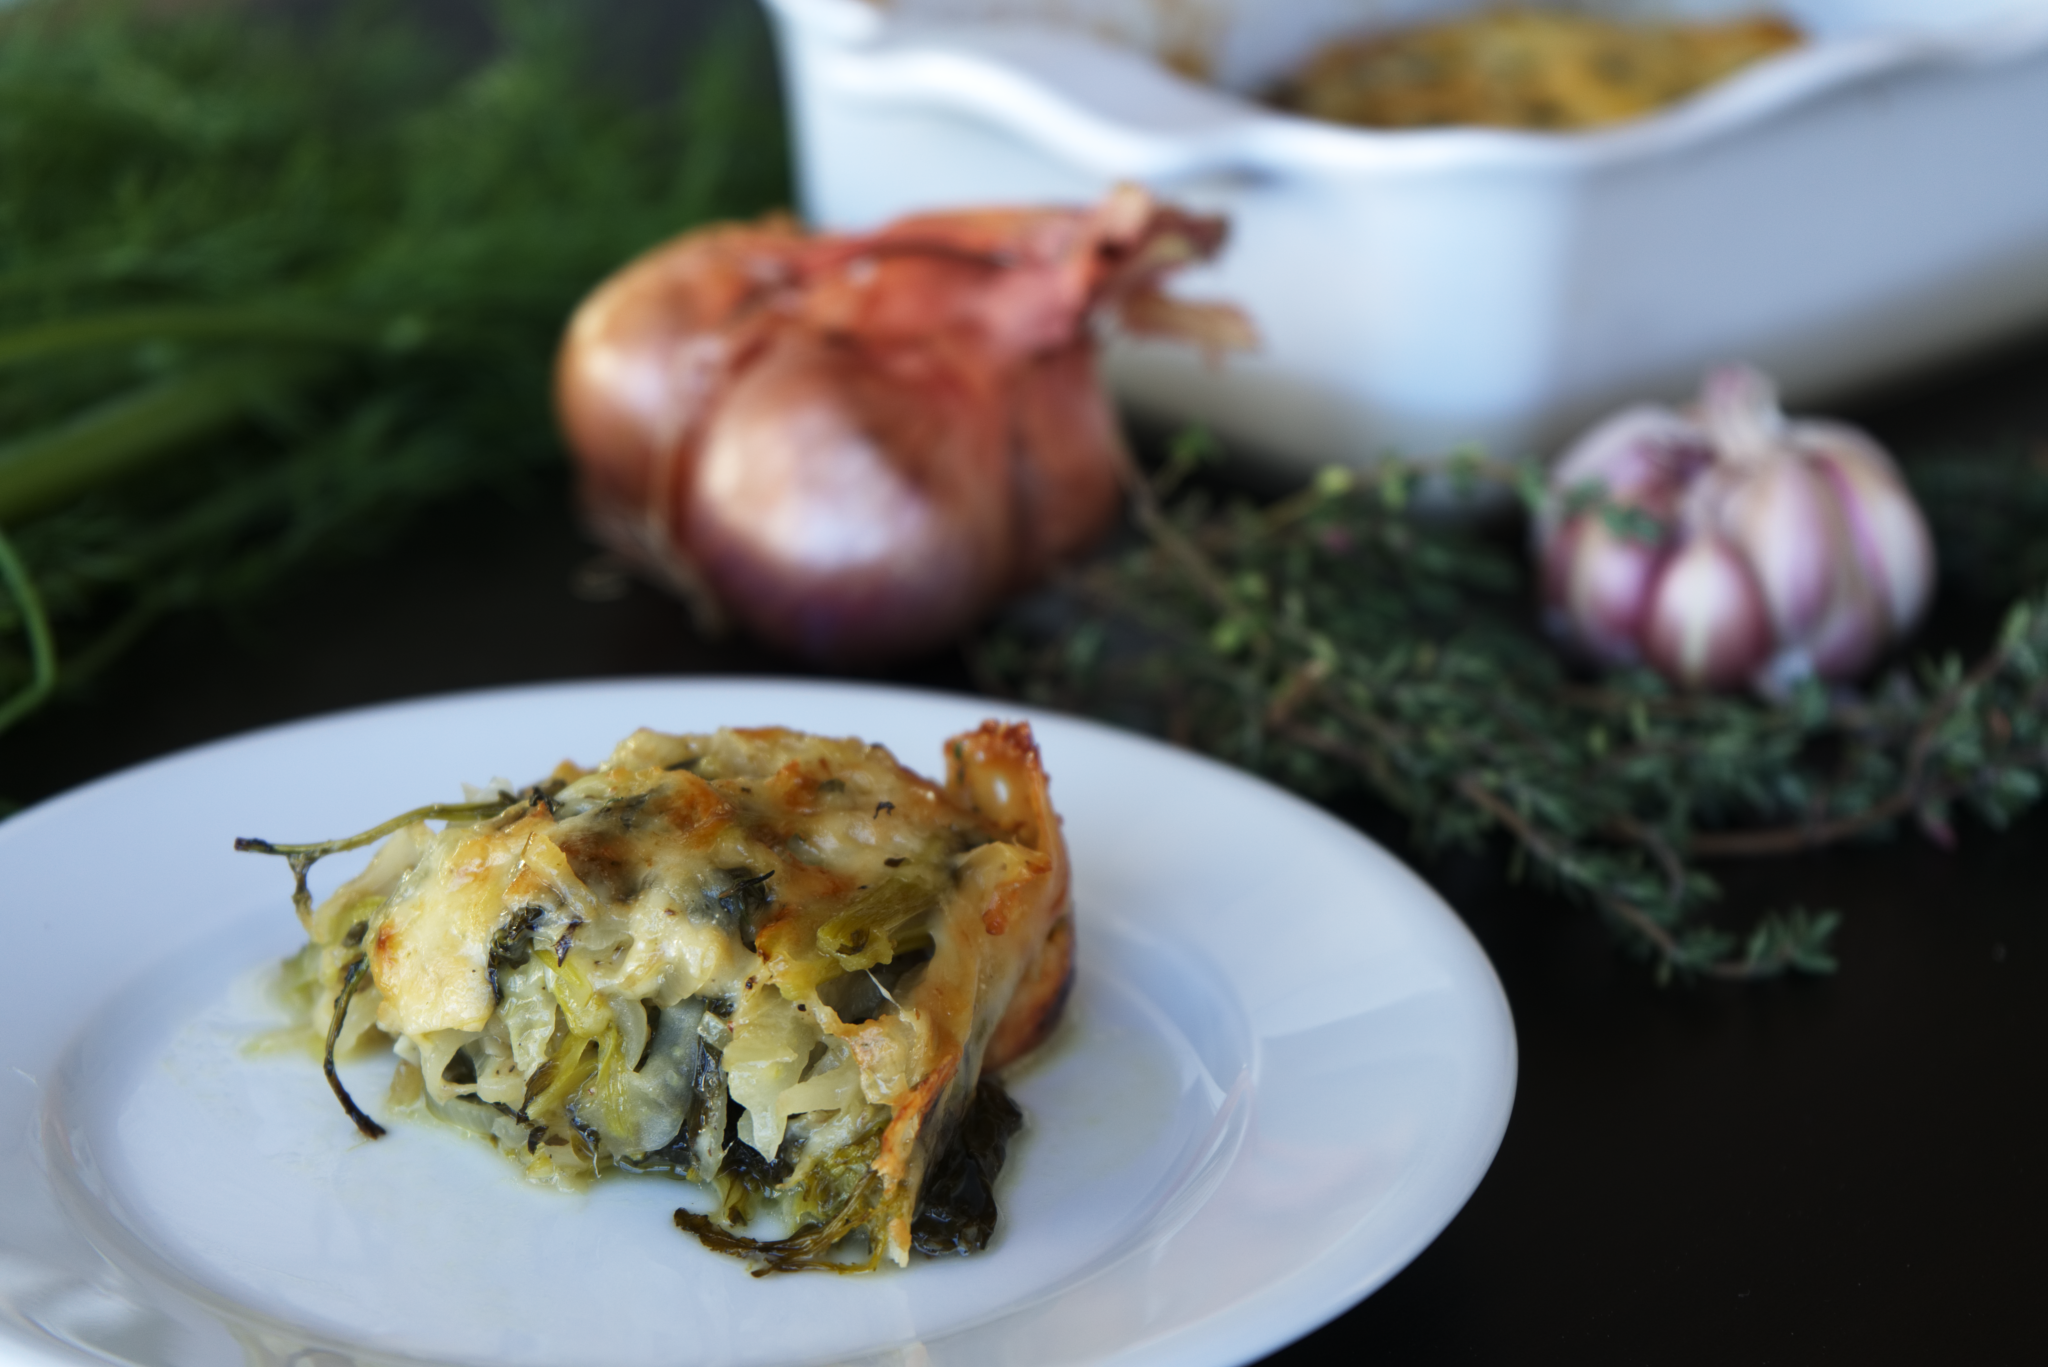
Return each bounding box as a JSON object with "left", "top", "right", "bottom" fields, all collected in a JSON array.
[{"left": 0, "top": 680, "right": 1515, "bottom": 1367}]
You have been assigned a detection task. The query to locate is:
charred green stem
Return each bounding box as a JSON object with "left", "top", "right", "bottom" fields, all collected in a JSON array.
[
  {"left": 235, "top": 796, "right": 522, "bottom": 921},
  {"left": 675, "top": 1169, "right": 884, "bottom": 1276},
  {"left": 325, "top": 955, "right": 386, "bottom": 1140}
]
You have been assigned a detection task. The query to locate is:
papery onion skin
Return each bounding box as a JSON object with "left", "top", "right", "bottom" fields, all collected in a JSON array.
[
  {"left": 557, "top": 221, "right": 803, "bottom": 543},
  {"left": 1536, "top": 365, "right": 1935, "bottom": 693},
  {"left": 555, "top": 188, "right": 1252, "bottom": 662},
  {"left": 1005, "top": 341, "right": 1135, "bottom": 572},
  {"left": 684, "top": 330, "right": 1013, "bottom": 662}
]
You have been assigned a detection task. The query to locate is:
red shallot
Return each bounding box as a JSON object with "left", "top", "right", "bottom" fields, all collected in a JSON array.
[
  {"left": 1535, "top": 365, "right": 1935, "bottom": 693},
  {"left": 556, "top": 187, "right": 1254, "bottom": 662}
]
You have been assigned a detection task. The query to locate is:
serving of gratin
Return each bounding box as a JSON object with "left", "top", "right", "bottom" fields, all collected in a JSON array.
[{"left": 242, "top": 721, "right": 1073, "bottom": 1273}]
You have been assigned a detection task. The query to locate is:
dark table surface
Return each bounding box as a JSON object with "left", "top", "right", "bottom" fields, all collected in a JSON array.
[{"left": 5, "top": 324, "right": 2046, "bottom": 1366}]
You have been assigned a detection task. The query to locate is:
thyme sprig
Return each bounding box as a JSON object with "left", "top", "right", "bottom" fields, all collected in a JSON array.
[{"left": 979, "top": 441, "right": 2048, "bottom": 981}]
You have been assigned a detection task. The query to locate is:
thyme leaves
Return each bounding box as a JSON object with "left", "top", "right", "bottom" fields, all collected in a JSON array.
[{"left": 980, "top": 449, "right": 2048, "bottom": 982}]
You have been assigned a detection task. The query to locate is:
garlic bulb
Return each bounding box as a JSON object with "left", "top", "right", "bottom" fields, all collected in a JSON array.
[{"left": 1535, "top": 366, "right": 1935, "bottom": 692}]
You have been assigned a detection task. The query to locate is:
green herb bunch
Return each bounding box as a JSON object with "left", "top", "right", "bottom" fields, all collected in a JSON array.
[
  {"left": 978, "top": 437, "right": 2048, "bottom": 981},
  {"left": 0, "top": 0, "right": 786, "bottom": 738}
]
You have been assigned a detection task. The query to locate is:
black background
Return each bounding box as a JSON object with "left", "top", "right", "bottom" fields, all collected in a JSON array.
[{"left": 5, "top": 4, "right": 2047, "bottom": 1362}]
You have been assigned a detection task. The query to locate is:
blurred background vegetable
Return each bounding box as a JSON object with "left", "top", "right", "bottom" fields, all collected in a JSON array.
[
  {"left": 978, "top": 430, "right": 2048, "bottom": 982},
  {"left": 1535, "top": 365, "right": 1934, "bottom": 693},
  {"left": 0, "top": 0, "right": 786, "bottom": 745},
  {"left": 555, "top": 186, "right": 1253, "bottom": 662}
]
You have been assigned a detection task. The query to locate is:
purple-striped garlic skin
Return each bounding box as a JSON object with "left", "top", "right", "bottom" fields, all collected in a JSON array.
[
  {"left": 1640, "top": 535, "right": 1774, "bottom": 690},
  {"left": 1535, "top": 365, "right": 1935, "bottom": 693}
]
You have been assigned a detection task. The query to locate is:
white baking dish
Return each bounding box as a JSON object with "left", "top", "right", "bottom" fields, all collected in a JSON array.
[{"left": 761, "top": 0, "right": 2048, "bottom": 474}]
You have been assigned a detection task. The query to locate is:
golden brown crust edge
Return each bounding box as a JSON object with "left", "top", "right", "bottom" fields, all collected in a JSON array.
[
  {"left": 983, "top": 911, "right": 1074, "bottom": 1072},
  {"left": 943, "top": 720, "right": 1074, "bottom": 1073},
  {"left": 870, "top": 721, "right": 1074, "bottom": 1262}
]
